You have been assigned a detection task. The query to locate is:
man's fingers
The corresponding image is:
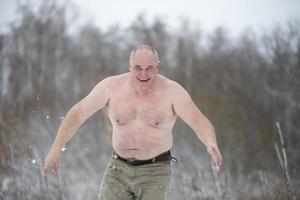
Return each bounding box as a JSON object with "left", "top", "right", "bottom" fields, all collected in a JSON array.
[
  {"left": 210, "top": 149, "right": 222, "bottom": 168},
  {"left": 215, "top": 153, "right": 222, "bottom": 167},
  {"left": 207, "top": 146, "right": 223, "bottom": 173},
  {"left": 42, "top": 162, "right": 59, "bottom": 176},
  {"left": 43, "top": 166, "right": 48, "bottom": 176},
  {"left": 210, "top": 159, "right": 220, "bottom": 173},
  {"left": 218, "top": 154, "right": 223, "bottom": 166},
  {"left": 54, "top": 163, "right": 59, "bottom": 174},
  {"left": 53, "top": 166, "right": 58, "bottom": 175}
]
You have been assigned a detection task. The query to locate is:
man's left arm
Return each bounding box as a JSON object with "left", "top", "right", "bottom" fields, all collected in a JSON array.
[{"left": 171, "top": 82, "right": 222, "bottom": 171}]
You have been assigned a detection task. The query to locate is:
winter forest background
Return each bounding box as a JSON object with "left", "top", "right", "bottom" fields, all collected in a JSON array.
[{"left": 0, "top": 1, "right": 299, "bottom": 199}]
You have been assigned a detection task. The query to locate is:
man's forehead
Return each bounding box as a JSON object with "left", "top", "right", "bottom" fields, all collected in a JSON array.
[
  {"left": 131, "top": 50, "right": 157, "bottom": 65},
  {"left": 133, "top": 48, "right": 155, "bottom": 58}
]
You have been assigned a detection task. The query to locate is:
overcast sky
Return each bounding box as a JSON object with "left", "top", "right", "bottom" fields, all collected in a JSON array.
[{"left": 1, "top": 0, "right": 300, "bottom": 34}]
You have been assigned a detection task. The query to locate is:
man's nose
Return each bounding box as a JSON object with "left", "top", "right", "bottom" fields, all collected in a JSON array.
[{"left": 140, "top": 70, "right": 148, "bottom": 78}]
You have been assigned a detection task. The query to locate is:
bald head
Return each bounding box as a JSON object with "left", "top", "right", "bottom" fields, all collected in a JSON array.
[{"left": 129, "top": 44, "right": 160, "bottom": 65}]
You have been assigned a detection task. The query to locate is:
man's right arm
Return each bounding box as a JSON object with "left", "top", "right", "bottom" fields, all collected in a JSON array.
[{"left": 43, "top": 77, "right": 112, "bottom": 175}]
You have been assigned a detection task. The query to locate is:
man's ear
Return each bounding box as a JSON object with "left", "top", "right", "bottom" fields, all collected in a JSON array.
[
  {"left": 155, "top": 62, "right": 160, "bottom": 72},
  {"left": 129, "top": 63, "right": 132, "bottom": 71}
]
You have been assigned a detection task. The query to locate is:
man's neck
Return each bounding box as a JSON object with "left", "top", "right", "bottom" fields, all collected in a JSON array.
[{"left": 129, "top": 77, "right": 157, "bottom": 95}]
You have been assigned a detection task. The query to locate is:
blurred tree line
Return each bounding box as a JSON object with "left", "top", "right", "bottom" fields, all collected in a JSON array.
[{"left": 0, "top": 0, "right": 299, "bottom": 199}]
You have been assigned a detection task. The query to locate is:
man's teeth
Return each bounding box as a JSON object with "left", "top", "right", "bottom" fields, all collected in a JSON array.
[{"left": 139, "top": 79, "right": 149, "bottom": 81}]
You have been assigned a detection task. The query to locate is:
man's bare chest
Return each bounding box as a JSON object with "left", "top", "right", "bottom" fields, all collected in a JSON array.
[{"left": 107, "top": 91, "right": 175, "bottom": 127}]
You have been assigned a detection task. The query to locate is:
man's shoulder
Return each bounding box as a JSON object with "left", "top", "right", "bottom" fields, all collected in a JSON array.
[
  {"left": 104, "top": 72, "right": 128, "bottom": 80},
  {"left": 158, "top": 75, "right": 183, "bottom": 90},
  {"left": 158, "top": 75, "right": 190, "bottom": 101},
  {"left": 101, "top": 73, "right": 129, "bottom": 86}
]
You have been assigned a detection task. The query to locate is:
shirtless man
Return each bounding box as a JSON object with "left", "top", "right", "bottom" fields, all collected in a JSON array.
[{"left": 43, "top": 44, "right": 222, "bottom": 200}]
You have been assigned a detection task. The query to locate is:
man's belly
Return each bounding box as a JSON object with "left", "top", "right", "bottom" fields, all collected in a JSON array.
[{"left": 112, "top": 125, "right": 173, "bottom": 160}]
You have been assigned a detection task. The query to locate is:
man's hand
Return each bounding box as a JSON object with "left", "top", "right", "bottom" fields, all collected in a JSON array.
[
  {"left": 207, "top": 143, "right": 222, "bottom": 173},
  {"left": 43, "top": 149, "right": 61, "bottom": 176}
]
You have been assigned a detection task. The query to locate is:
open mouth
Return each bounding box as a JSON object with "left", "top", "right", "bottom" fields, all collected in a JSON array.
[{"left": 137, "top": 78, "right": 150, "bottom": 83}]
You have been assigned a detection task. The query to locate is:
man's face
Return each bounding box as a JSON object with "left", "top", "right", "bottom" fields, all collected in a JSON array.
[{"left": 129, "top": 49, "right": 159, "bottom": 86}]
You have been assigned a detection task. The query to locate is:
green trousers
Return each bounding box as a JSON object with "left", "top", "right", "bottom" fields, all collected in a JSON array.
[{"left": 98, "top": 155, "right": 172, "bottom": 200}]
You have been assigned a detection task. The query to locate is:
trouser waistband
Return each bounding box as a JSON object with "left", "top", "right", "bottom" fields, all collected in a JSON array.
[{"left": 113, "top": 150, "right": 175, "bottom": 166}]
